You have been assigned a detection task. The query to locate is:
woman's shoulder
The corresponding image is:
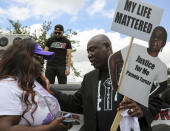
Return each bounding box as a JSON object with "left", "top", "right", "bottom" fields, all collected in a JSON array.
[
  {"left": 0, "top": 78, "right": 22, "bottom": 93},
  {"left": 0, "top": 78, "right": 17, "bottom": 86}
]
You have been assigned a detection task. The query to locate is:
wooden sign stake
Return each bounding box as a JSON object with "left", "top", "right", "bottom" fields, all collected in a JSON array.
[{"left": 110, "top": 37, "right": 134, "bottom": 131}]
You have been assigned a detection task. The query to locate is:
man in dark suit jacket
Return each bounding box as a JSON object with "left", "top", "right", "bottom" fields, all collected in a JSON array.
[{"left": 51, "top": 34, "right": 162, "bottom": 131}]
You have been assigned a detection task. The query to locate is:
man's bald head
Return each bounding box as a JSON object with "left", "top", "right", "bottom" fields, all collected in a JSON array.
[{"left": 88, "top": 34, "right": 112, "bottom": 51}]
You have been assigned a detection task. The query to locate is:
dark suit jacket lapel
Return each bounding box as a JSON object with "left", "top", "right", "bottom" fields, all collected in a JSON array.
[{"left": 91, "top": 69, "right": 100, "bottom": 114}]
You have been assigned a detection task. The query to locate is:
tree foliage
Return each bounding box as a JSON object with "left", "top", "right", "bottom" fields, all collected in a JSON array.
[
  {"left": 7, "top": 19, "right": 29, "bottom": 34},
  {"left": 64, "top": 29, "right": 81, "bottom": 78},
  {"left": 31, "top": 21, "right": 52, "bottom": 49},
  {"left": 7, "top": 19, "right": 81, "bottom": 78}
]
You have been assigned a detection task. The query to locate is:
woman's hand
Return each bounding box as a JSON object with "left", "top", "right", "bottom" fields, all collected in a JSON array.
[
  {"left": 50, "top": 117, "right": 72, "bottom": 131},
  {"left": 0, "top": 115, "right": 72, "bottom": 131}
]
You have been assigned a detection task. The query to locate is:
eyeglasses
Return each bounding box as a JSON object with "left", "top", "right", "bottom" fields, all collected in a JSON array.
[{"left": 54, "top": 32, "right": 62, "bottom": 35}]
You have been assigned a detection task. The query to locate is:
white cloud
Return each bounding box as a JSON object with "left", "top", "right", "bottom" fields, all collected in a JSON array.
[
  {"left": 0, "top": 8, "right": 5, "bottom": 15},
  {"left": 158, "top": 43, "right": 170, "bottom": 67},
  {"left": 11, "top": 0, "right": 28, "bottom": 3},
  {"left": 28, "top": 24, "right": 43, "bottom": 37},
  {"left": 0, "top": 0, "right": 88, "bottom": 21},
  {"left": 0, "top": 6, "right": 30, "bottom": 21},
  {"left": 86, "top": 0, "right": 106, "bottom": 16},
  {"left": 0, "top": 8, "right": 6, "bottom": 25},
  {"left": 86, "top": 0, "right": 114, "bottom": 18},
  {"left": 68, "top": 61, "right": 92, "bottom": 83},
  {"left": 1, "top": 0, "right": 113, "bottom": 22},
  {"left": 102, "top": 9, "right": 114, "bottom": 18},
  {"left": 7, "top": 6, "right": 30, "bottom": 21},
  {"left": 10, "top": 0, "right": 88, "bottom": 19}
]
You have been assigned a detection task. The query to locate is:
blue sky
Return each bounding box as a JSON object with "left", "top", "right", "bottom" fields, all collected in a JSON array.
[
  {"left": 0, "top": 0, "right": 169, "bottom": 40},
  {"left": 0, "top": 0, "right": 170, "bottom": 82}
]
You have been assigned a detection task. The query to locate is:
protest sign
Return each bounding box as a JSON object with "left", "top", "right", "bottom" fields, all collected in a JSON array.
[
  {"left": 110, "top": 0, "right": 164, "bottom": 130},
  {"left": 111, "top": 0, "right": 163, "bottom": 41},
  {"left": 110, "top": 0, "right": 164, "bottom": 107},
  {"left": 118, "top": 44, "right": 167, "bottom": 107}
]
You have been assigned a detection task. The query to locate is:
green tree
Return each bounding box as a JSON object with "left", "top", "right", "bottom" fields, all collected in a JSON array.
[
  {"left": 31, "top": 21, "right": 51, "bottom": 48},
  {"left": 65, "top": 29, "right": 81, "bottom": 77},
  {"left": 7, "top": 19, "right": 29, "bottom": 34},
  {"left": 7, "top": 19, "right": 81, "bottom": 78}
]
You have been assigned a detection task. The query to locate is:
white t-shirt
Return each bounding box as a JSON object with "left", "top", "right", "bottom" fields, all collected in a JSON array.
[
  {"left": 119, "top": 44, "right": 167, "bottom": 106},
  {"left": 0, "top": 78, "right": 61, "bottom": 126}
]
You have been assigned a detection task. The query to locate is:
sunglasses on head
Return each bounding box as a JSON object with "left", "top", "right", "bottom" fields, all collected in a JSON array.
[{"left": 54, "top": 32, "right": 62, "bottom": 35}]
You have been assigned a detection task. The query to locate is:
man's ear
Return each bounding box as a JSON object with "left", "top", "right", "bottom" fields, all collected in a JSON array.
[
  {"left": 104, "top": 42, "right": 111, "bottom": 48},
  {"left": 162, "top": 42, "right": 166, "bottom": 48}
]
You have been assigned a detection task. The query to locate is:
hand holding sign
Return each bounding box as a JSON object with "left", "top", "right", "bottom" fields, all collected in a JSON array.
[
  {"left": 117, "top": 98, "right": 143, "bottom": 118},
  {"left": 109, "top": 0, "right": 167, "bottom": 130}
]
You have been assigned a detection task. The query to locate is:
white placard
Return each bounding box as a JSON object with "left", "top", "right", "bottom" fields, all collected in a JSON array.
[
  {"left": 111, "top": 0, "right": 163, "bottom": 41},
  {"left": 118, "top": 44, "right": 167, "bottom": 107}
]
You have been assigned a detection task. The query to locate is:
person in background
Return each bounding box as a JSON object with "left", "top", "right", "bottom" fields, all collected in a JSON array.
[
  {"left": 109, "top": 26, "right": 168, "bottom": 99},
  {"left": 51, "top": 34, "right": 162, "bottom": 131},
  {"left": 45, "top": 24, "right": 72, "bottom": 84},
  {"left": 0, "top": 39, "right": 71, "bottom": 131},
  {"left": 151, "top": 88, "right": 170, "bottom": 131},
  {"left": 109, "top": 26, "right": 168, "bottom": 130}
]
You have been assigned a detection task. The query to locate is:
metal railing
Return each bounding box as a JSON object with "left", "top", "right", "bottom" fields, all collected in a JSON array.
[
  {"left": 51, "top": 84, "right": 81, "bottom": 91},
  {"left": 51, "top": 84, "right": 170, "bottom": 91},
  {"left": 50, "top": 84, "right": 83, "bottom": 131}
]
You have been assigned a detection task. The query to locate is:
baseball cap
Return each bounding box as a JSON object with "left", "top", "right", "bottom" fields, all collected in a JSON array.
[
  {"left": 54, "top": 24, "right": 64, "bottom": 31},
  {"left": 34, "top": 43, "right": 54, "bottom": 60}
]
